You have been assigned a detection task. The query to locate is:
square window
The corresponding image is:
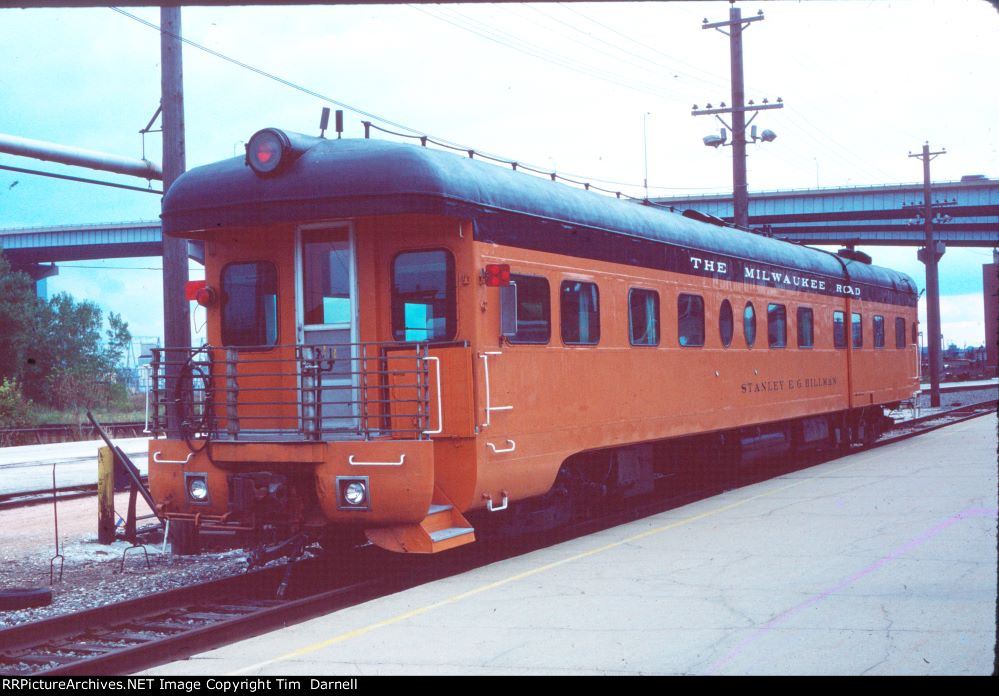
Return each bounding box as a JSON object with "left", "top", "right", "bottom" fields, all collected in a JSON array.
[
  {"left": 509, "top": 275, "right": 551, "bottom": 344},
  {"left": 560, "top": 281, "right": 600, "bottom": 345},
  {"left": 678, "top": 294, "right": 705, "bottom": 347},
  {"left": 629, "top": 288, "right": 660, "bottom": 346}
]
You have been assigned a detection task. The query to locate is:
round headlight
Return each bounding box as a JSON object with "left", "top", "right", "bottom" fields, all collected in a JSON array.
[
  {"left": 344, "top": 481, "right": 366, "bottom": 506},
  {"left": 188, "top": 477, "right": 209, "bottom": 501},
  {"left": 245, "top": 128, "right": 290, "bottom": 175}
]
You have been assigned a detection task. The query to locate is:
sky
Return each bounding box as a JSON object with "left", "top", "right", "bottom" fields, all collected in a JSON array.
[{"left": 0, "top": 0, "right": 996, "bottom": 351}]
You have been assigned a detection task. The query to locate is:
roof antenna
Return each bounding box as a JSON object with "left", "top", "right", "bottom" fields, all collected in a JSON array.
[
  {"left": 319, "top": 107, "right": 330, "bottom": 139},
  {"left": 335, "top": 110, "right": 343, "bottom": 139}
]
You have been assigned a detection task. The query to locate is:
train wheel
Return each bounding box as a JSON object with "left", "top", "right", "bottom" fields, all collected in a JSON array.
[
  {"left": 862, "top": 409, "right": 883, "bottom": 446},
  {"left": 169, "top": 520, "right": 200, "bottom": 555}
]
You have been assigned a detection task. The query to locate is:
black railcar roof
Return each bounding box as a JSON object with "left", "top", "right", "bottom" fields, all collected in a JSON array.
[{"left": 162, "top": 135, "right": 916, "bottom": 302}]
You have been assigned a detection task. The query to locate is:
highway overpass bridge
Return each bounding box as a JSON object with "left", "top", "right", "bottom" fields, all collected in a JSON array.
[
  {"left": 653, "top": 176, "right": 999, "bottom": 247},
  {"left": 1, "top": 177, "right": 996, "bottom": 285},
  {"left": 0, "top": 220, "right": 202, "bottom": 285}
]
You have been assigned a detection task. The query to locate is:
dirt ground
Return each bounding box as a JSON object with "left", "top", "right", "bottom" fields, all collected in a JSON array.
[{"left": 0, "top": 492, "right": 248, "bottom": 628}]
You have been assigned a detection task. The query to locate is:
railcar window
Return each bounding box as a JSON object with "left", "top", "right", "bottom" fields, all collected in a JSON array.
[
  {"left": 677, "top": 294, "right": 704, "bottom": 347},
  {"left": 833, "top": 311, "right": 846, "bottom": 348},
  {"left": 719, "top": 299, "right": 734, "bottom": 347},
  {"left": 895, "top": 317, "right": 906, "bottom": 348},
  {"left": 391, "top": 250, "right": 456, "bottom": 342},
  {"left": 797, "top": 307, "right": 814, "bottom": 348},
  {"left": 221, "top": 261, "right": 279, "bottom": 347},
  {"left": 743, "top": 302, "right": 757, "bottom": 348},
  {"left": 852, "top": 312, "right": 863, "bottom": 348},
  {"left": 560, "top": 280, "right": 600, "bottom": 345},
  {"left": 509, "top": 274, "right": 551, "bottom": 344},
  {"left": 873, "top": 315, "right": 885, "bottom": 348},
  {"left": 629, "top": 288, "right": 660, "bottom": 346},
  {"left": 302, "top": 230, "right": 351, "bottom": 325},
  {"left": 912, "top": 321, "right": 918, "bottom": 345},
  {"left": 767, "top": 303, "right": 787, "bottom": 348}
]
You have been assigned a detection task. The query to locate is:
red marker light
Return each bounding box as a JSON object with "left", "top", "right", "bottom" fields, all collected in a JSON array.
[
  {"left": 185, "top": 280, "right": 216, "bottom": 306},
  {"left": 245, "top": 129, "right": 290, "bottom": 175},
  {"left": 185, "top": 279, "right": 206, "bottom": 301},
  {"left": 485, "top": 264, "right": 511, "bottom": 287},
  {"left": 195, "top": 286, "right": 216, "bottom": 307}
]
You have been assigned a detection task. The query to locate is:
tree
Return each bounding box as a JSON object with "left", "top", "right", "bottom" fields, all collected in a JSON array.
[
  {"left": 0, "top": 255, "right": 133, "bottom": 418},
  {"left": 0, "top": 256, "right": 46, "bottom": 386},
  {"left": 0, "top": 378, "right": 33, "bottom": 428}
]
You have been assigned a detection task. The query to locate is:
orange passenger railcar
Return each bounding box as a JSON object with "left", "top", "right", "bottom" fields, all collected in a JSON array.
[{"left": 149, "top": 128, "right": 919, "bottom": 555}]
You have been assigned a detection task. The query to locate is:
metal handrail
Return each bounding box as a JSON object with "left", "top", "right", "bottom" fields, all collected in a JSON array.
[
  {"left": 150, "top": 342, "right": 433, "bottom": 441},
  {"left": 479, "top": 351, "right": 513, "bottom": 428}
]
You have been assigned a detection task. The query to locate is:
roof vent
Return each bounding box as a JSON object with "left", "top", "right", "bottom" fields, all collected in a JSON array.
[
  {"left": 682, "top": 208, "right": 733, "bottom": 229},
  {"left": 837, "top": 248, "right": 872, "bottom": 264}
]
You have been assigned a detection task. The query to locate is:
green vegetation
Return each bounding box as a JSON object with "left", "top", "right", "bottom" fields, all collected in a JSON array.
[{"left": 0, "top": 256, "right": 133, "bottom": 427}]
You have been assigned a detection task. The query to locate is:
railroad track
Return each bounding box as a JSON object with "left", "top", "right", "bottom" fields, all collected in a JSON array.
[
  {"left": 0, "top": 479, "right": 149, "bottom": 511},
  {"left": 0, "top": 399, "right": 993, "bottom": 676},
  {"left": 0, "top": 553, "right": 407, "bottom": 676}
]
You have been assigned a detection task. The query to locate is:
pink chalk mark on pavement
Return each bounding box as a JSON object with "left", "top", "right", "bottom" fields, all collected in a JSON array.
[{"left": 702, "top": 506, "right": 999, "bottom": 675}]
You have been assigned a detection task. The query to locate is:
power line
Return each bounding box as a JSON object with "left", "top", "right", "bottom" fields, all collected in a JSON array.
[
  {"left": 59, "top": 264, "right": 205, "bottom": 272},
  {"left": 557, "top": 3, "right": 732, "bottom": 92},
  {"left": 109, "top": 6, "right": 676, "bottom": 193},
  {"left": 409, "top": 4, "right": 687, "bottom": 102},
  {"left": 509, "top": 3, "right": 701, "bottom": 89},
  {"left": 110, "top": 5, "right": 705, "bottom": 199},
  {"left": 110, "top": 7, "right": 426, "bottom": 139}
]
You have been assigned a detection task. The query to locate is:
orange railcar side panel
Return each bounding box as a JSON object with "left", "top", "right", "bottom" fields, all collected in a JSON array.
[{"left": 463, "top": 242, "right": 918, "bottom": 509}]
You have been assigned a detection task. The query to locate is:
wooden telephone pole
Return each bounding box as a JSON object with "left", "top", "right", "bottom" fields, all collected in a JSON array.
[
  {"left": 910, "top": 142, "right": 947, "bottom": 408},
  {"left": 160, "top": 6, "right": 191, "bottom": 436},
  {"left": 692, "top": 2, "right": 783, "bottom": 229}
]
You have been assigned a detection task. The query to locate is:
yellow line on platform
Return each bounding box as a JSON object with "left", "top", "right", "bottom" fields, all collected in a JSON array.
[{"left": 228, "top": 468, "right": 830, "bottom": 676}]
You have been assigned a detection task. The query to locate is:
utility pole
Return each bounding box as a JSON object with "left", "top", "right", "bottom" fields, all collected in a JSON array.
[
  {"left": 161, "top": 6, "right": 190, "bottom": 436},
  {"left": 909, "top": 142, "right": 947, "bottom": 408},
  {"left": 693, "top": 2, "right": 782, "bottom": 228}
]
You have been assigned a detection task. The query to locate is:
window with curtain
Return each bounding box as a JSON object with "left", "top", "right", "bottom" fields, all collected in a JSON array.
[
  {"left": 678, "top": 293, "right": 704, "bottom": 347},
  {"left": 560, "top": 280, "right": 600, "bottom": 345},
  {"left": 629, "top": 288, "right": 660, "bottom": 346},
  {"left": 797, "top": 307, "right": 814, "bottom": 348}
]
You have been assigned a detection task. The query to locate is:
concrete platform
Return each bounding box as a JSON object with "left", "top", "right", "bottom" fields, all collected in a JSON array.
[
  {"left": 0, "top": 437, "right": 149, "bottom": 495},
  {"left": 146, "top": 415, "right": 997, "bottom": 676},
  {"left": 920, "top": 377, "right": 998, "bottom": 393}
]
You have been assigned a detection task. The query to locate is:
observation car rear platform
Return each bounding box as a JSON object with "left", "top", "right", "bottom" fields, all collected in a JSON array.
[{"left": 149, "top": 129, "right": 919, "bottom": 555}]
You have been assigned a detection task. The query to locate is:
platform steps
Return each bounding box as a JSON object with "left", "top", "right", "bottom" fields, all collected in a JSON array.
[{"left": 365, "top": 498, "right": 475, "bottom": 554}]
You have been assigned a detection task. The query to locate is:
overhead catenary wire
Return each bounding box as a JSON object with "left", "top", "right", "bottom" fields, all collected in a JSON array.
[
  {"left": 108, "top": 6, "right": 717, "bottom": 198},
  {"left": 503, "top": 3, "right": 716, "bottom": 93},
  {"left": 554, "top": 2, "right": 733, "bottom": 93},
  {"left": 407, "top": 4, "right": 691, "bottom": 104},
  {"left": 107, "top": 6, "right": 898, "bottom": 205}
]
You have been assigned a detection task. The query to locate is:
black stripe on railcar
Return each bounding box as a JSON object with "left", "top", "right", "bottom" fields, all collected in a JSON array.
[{"left": 162, "top": 135, "right": 918, "bottom": 308}]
